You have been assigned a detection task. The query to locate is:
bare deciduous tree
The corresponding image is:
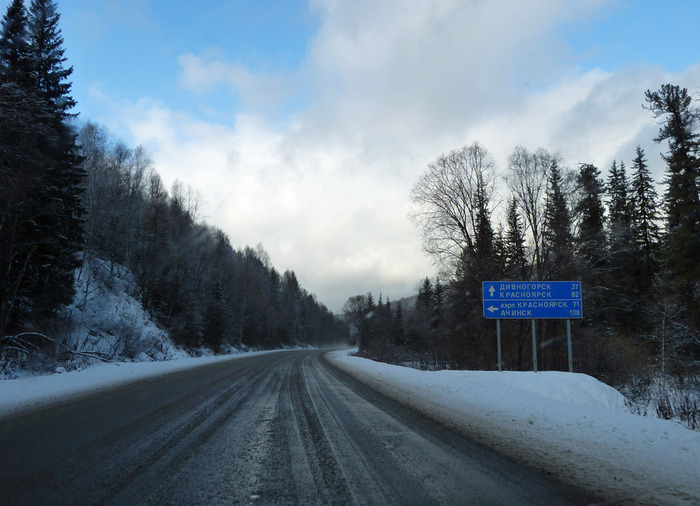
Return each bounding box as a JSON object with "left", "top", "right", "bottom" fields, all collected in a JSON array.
[
  {"left": 505, "top": 146, "right": 558, "bottom": 279},
  {"left": 409, "top": 142, "right": 497, "bottom": 271}
]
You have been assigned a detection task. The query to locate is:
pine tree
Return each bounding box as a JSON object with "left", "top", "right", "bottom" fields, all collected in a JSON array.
[
  {"left": 24, "top": 0, "right": 84, "bottom": 320},
  {"left": 492, "top": 228, "right": 507, "bottom": 279},
  {"left": 607, "top": 160, "right": 633, "bottom": 226},
  {"left": 0, "top": 0, "right": 32, "bottom": 87},
  {"left": 0, "top": 0, "right": 83, "bottom": 334},
  {"left": 392, "top": 301, "right": 406, "bottom": 345},
  {"left": 645, "top": 84, "right": 700, "bottom": 334},
  {"left": 359, "top": 291, "right": 375, "bottom": 349},
  {"left": 417, "top": 277, "right": 433, "bottom": 312},
  {"left": 503, "top": 198, "right": 528, "bottom": 279},
  {"left": 365, "top": 291, "right": 375, "bottom": 311},
  {"left": 27, "top": 0, "right": 75, "bottom": 119},
  {"left": 542, "top": 161, "right": 573, "bottom": 278},
  {"left": 433, "top": 278, "right": 443, "bottom": 316},
  {"left": 606, "top": 160, "right": 637, "bottom": 326},
  {"left": 0, "top": 82, "right": 53, "bottom": 336},
  {"left": 0, "top": 0, "right": 84, "bottom": 333},
  {"left": 202, "top": 279, "right": 228, "bottom": 350},
  {"left": 644, "top": 84, "right": 700, "bottom": 287},
  {"left": 432, "top": 277, "right": 444, "bottom": 329},
  {"left": 575, "top": 163, "right": 606, "bottom": 269},
  {"left": 373, "top": 293, "right": 393, "bottom": 349},
  {"left": 575, "top": 163, "right": 609, "bottom": 324},
  {"left": 629, "top": 146, "right": 661, "bottom": 291},
  {"left": 474, "top": 171, "right": 495, "bottom": 264}
]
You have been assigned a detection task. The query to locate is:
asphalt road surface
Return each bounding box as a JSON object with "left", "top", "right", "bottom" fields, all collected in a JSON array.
[{"left": 0, "top": 349, "right": 598, "bottom": 505}]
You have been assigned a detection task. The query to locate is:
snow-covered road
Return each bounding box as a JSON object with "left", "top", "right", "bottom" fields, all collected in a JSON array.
[
  {"left": 1, "top": 350, "right": 589, "bottom": 504},
  {"left": 1, "top": 348, "right": 698, "bottom": 504}
]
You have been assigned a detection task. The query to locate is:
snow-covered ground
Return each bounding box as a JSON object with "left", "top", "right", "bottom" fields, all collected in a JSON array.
[
  {"left": 1, "top": 348, "right": 698, "bottom": 504},
  {"left": 61, "top": 257, "right": 182, "bottom": 363},
  {"left": 327, "top": 350, "right": 700, "bottom": 505},
  {"left": 1, "top": 257, "right": 186, "bottom": 380}
]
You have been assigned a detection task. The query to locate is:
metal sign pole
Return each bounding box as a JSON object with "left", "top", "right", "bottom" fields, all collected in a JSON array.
[
  {"left": 531, "top": 319, "right": 537, "bottom": 372},
  {"left": 497, "top": 319, "right": 502, "bottom": 372},
  {"left": 567, "top": 319, "right": 573, "bottom": 373}
]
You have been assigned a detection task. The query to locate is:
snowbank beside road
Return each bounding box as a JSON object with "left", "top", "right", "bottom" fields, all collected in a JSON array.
[{"left": 326, "top": 350, "right": 700, "bottom": 505}]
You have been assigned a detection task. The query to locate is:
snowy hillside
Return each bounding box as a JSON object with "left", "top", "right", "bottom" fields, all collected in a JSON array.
[
  {"left": 327, "top": 351, "right": 700, "bottom": 505},
  {"left": 64, "top": 257, "right": 182, "bottom": 362},
  {"left": 1, "top": 257, "right": 185, "bottom": 380}
]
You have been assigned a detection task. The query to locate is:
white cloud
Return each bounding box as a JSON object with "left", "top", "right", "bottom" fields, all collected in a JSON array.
[
  {"left": 178, "top": 52, "right": 288, "bottom": 110},
  {"left": 116, "top": 97, "right": 430, "bottom": 311},
  {"left": 104, "top": 1, "right": 699, "bottom": 311}
]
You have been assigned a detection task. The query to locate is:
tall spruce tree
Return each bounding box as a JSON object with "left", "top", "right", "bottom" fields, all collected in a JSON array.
[
  {"left": 27, "top": 0, "right": 75, "bottom": 119},
  {"left": 606, "top": 159, "right": 637, "bottom": 325},
  {"left": 542, "top": 161, "right": 573, "bottom": 278},
  {"left": 607, "top": 160, "right": 633, "bottom": 226},
  {"left": 392, "top": 301, "right": 406, "bottom": 345},
  {"left": 645, "top": 84, "right": 700, "bottom": 335},
  {"left": 644, "top": 84, "right": 700, "bottom": 288},
  {"left": 492, "top": 228, "right": 507, "bottom": 279},
  {"left": 629, "top": 146, "right": 661, "bottom": 289},
  {"left": 0, "top": 0, "right": 39, "bottom": 335},
  {"left": 0, "top": 0, "right": 32, "bottom": 87},
  {"left": 417, "top": 277, "right": 433, "bottom": 312},
  {"left": 26, "top": 0, "right": 83, "bottom": 321},
  {"left": 574, "top": 163, "right": 609, "bottom": 326},
  {"left": 575, "top": 163, "right": 606, "bottom": 269},
  {"left": 0, "top": 83, "right": 53, "bottom": 336},
  {"left": 433, "top": 278, "right": 444, "bottom": 318},
  {"left": 0, "top": 0, "right": 83, "bottom": 335},
  {"left": 503, "top": 198, "right": 528, "bottom": 279}
]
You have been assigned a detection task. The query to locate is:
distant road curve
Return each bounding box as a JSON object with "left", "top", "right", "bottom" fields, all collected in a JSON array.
[{"left": 0, "top": 349, "right": 595, "bottom": 504}]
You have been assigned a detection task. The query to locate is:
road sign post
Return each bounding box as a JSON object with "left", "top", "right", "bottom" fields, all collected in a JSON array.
[
  {"left": 496, "top": 319, "right": 502, "bottom": 372},
  {"left": 566, "top": 319, "right": 573, "bottom": 373},
  {"left": 531, "top": 319, "right": 537, "bottom": 373},
  {"left": 482, "top": 281, "right": 583, "bottom": 372}
]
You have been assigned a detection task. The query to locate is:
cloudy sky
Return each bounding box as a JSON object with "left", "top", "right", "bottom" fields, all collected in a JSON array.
[{"left": 8, "top": 0, "right": 700, "bottom": 311}]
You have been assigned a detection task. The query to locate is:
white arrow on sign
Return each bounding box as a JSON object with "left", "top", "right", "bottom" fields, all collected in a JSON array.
[
  {"left": 487, "top": 305, "right": 498, "bottom": 313},
  {"left": 488, "top": 285, "right": 496, "bottom": 297}
]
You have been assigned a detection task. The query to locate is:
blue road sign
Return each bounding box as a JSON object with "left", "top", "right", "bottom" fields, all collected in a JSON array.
[{"left": 482, "top": 281, "right": 583, "bottom": 319}]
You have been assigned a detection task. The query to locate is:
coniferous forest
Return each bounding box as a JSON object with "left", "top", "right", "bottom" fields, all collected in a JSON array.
[
  {"left": 0, "top": 0, "right": 345, "bottom": 372},
  {"left": 345, "top": 88, "right": 699, "bottom": 424}
]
